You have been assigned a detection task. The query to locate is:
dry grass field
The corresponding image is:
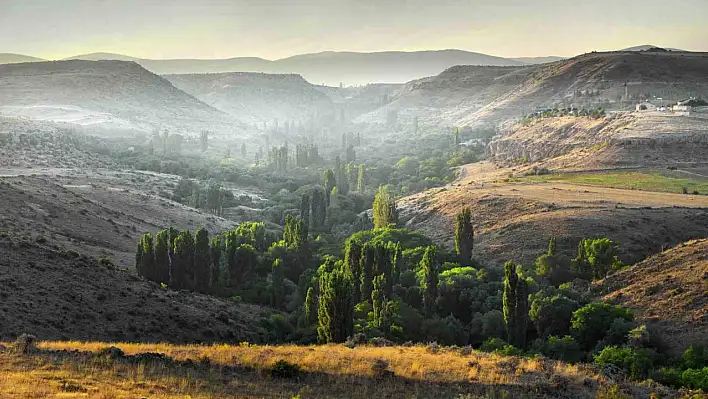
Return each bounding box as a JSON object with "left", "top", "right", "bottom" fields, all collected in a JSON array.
[{"left": 0, "top": 341, "right": 682, "bottom": 399}]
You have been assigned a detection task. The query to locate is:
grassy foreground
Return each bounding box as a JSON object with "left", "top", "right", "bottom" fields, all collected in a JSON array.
[
  {"left": 0, "top": 341, "right": 681, "bottom": 399},
  {"left": 522, "top": 172, "right": 708, "bottom": 194}
]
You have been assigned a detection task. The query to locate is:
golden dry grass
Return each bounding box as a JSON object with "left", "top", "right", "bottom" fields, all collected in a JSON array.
[{"left": 0, "top": 341, "right": 677, "bottom": 399}]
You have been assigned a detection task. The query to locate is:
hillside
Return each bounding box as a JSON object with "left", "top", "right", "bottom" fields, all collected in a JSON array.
[
  {"left": 597, "top": 239, "right": 708, "bottom": 353},
  {"left": 0, "top": 60, "right": 240, "bottom": 135},
  {"left": 0, "top": 341, "right": 677, "bottom": 398},
  {"left": 357, "top": 51, "right": 708, "bottom": 127},
  {"left": 0, "top": 235, "right": 265, "bottom": 343},
  {"left": 165, "top": 72, "right": 336, "bottom": 124}
]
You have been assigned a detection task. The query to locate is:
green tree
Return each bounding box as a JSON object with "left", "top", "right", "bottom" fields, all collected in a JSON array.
[
  {"left": 360, "top": 243, "right": 375, "bottom": 301},
  {"left": 420, "top": 245, "right": 438, "bottom": 316},
  {"left": 571, "top": 238, "right": 624, "bottom": 280},
  {"left": 571, "top": 303, "right": 633, "bottom": 350},
  {"left": 455, "top": 207, "right": 474, "bottom": 262},
  {"left": 317, "top": 268, "right": 354, "bottom": 343},
  {"left": 300, "top": 193, "right": 310, "bottom": 236},
  {"left": 305, "top": 286, "right": 317, "bottom": 326},
  {"left": 311, "top": 187, "right": 327, "bottom": 229},
  {"left": 529, "top": 294, "right": 579, "bottom": 338},
  {"left": 171, "top": 230, "right": 195, "bottom": 290},
  {"left": 193, "top": 228, "right": 211, "bottom": 292},
  {"left": 324, "top": 169, "right": 336, "bottom": 206},
  {"left": 344, "top": 239, "right": 362, "bottom": 302},
  {"left": 356, "top": 164, "right": 365, "bottom": 193},
  {"left": 154, "top": 230, "right": 171, "bottom": 285},
  {"left": 503, "top": 261, "right": 529, "bottom": 349},
  {"left": 371, "top": 274, "right": 390, "bottom": 333},
  {"left": 372, "top": 186, "right": 398, "bottom": 228},
  {"left": 270, "top": 258, "right": 285, "bottom": 308},
  {"left": 536, "top": 238, "right": 572, "bottom": 286},
  {"left": 209, "top": 235, "right": 222, "bottom": 286},
  {"left": 136, "top": 233, "right": 155, "bottom": 281}
]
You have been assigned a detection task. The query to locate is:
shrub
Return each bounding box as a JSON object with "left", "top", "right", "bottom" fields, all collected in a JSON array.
[
  {"left": 594, "top": 346, "right": 654, "bottom": 380},
  {"left": 681, "top": 367, "right": 708, "bottom": 390},
  {"left": 268, "top": 360, "right": 301, "bottom": 378},
  {"left": 480, "top": 337, "right": 522, "bottom": 356},
  {"left": 537, "top": 335, "right": 584, "bottom": 363},
  {"left": 683, "top": 345, "right": 708, "bottom": 369}
]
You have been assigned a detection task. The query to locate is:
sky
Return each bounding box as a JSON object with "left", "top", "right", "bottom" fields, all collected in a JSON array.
[{"left": 1, "top": 0, "right": 707, "bottom": 60}]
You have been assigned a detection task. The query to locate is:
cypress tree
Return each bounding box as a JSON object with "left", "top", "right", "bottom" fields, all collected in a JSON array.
[
  {"left": 193, "top": 228, "right": 211, "bottom": 292},
  {"left": 154, "top": 230, "right": 171, "bottom": 285},
  {"left": 317, "top": 268, "right": 354, "bottom": 343},
  {"left": 455, "top": 207, "right": 474, "bottom": 262},
  {"left": 305, "top": 286, "right": 317, "bottom": 326},
  {"left": 503, "top": 261, "right": 529, "bottom": 349},
  {"left": 372, "top": 186, "right": 398, "bottom": 229},
  {"left": 209, "top": 235, "right": 222, "bottom": 286},
  {"left": 421, "top": 246, "right": 438, "bottom": 316}
]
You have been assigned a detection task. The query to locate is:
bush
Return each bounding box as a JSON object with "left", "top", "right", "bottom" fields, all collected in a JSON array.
[
  {"left": 268, "top": 360, "right": 301, "bottom": 378},
  {"left": 536, "top": 335, "right": 584, "bottom": 363},
  {"left": 480, "top": 337, "right": 522, "bottom": 356},
  {"left": 681, "top": 367, "right": 708, "bottom": 390},
  {"left": 683, "top": 345, "right": 708, "bottom": 369},
  {"left": 594, "top": 346, "right": 654, "bottom": 380}
]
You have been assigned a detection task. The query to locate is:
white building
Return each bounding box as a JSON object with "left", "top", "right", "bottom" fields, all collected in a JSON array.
[
  {"left": 672, "top": 104, "right": 692, "bottom": 116},
  {"left": 635, "top": 102, "right": 657, "bottom": 112}
]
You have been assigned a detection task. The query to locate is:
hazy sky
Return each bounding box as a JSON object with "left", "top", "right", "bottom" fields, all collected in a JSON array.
[{"left": 1, "top": 0, "right": 707, "bottom": 60}]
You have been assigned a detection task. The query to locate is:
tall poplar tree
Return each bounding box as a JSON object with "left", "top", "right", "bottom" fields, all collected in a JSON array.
[
  {"left": 420, "top": 245, "right": 438, "bottom": 316},
  {"left": 503, "top": 261, "right": 529, "bottom": 349},
  {"left": 193, "top": 228, "right": 211, "bottom": 292},
  {"left": 455, "top": 207, "right": 474, "bottom": 262},
  {"left": 372, "top": 186, "right": 398, "bottom": 229},
  {"left": 317, "top": 268, "right": 354, "bottom": 343}
]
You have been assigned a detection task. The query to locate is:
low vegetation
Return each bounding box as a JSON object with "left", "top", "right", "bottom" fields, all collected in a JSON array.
[{"left": 522, "top": 171, "right": 708, "bottom": 195}]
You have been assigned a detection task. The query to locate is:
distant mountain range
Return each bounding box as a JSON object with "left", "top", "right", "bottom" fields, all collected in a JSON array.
[
  {"left": 1, "top": 50, "right": 565, "bottom": 86},
  {"left": 0, "top": 46, "right": 694, "bottom": 86}
]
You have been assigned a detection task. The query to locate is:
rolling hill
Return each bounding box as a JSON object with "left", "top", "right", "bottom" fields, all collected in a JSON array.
[
  {"left": 0, "top": 53, "right": 46, "bottom": 64},
  {"left": 0, "top": 60, "right": 240, "bottom": 135},
  {"left": 165, "top": 72, "right": 336, "bottom": 124},
  {"left": 357, "top": 50, "right": 708, "bottom": 127},
  {"left": 598, "top": 239, "right": 708, "bottom": 353}
]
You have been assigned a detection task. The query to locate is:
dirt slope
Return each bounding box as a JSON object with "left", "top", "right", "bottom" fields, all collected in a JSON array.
[
  {"left": 400, "top": 182, "right": 708, "bottom": 265},
  {"left": 358, "top": 51, "right": 708, "bottom": 127},
  {"left": 597, "top": 239, "right": 708, "bottom": 353},
  {"left": 0, "top": 235, "right": 266, "bottom": 343},
  {"left": 0, "top": 174, "right": 236, "bottom": 268},
  {"left": 0, "top": 60, "right": 240, "bottom": 135},
  {"left": 166, "top": 72, "right": 335, "bottom": 124}
]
